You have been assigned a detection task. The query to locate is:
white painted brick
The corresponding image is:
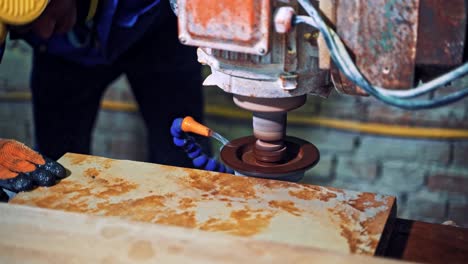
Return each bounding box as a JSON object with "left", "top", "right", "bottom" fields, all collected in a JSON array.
[
  {"left": 287, "top": 127, "right": 357, "bottom": 154},
  {"left": 301, "top": 154, "right": 334, "bottom": 185},
  {"left": 357, "top": 136, "right": 451, "bottom": 164},
  {"left": 335, "top": 156, "right": 379, "bottom": 181},
  {"left": 376, "top": 160, "right": 425, "bottom": 192},
  {"left": 404, "top": 189, "right": 448, "bottom": 224}
]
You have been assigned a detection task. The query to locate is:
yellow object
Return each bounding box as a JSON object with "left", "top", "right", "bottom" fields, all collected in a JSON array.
[
  {"left": 1, "top": 91, "right": 468, "bottom": 140},
  {"left": 205, "top": 105, "right": 468, "bottom": 140},
  {"left": 0, "top": 0, "right": 49, "bottom": 43},
  {"left": 86, "top": 0, "right": 99, "bottom": 22},
  {"left": 0, "top": 23, "right": 6, "bottom": 43},
  {"left": 181, "top": 116, "right": 213, "bottom": 137}
]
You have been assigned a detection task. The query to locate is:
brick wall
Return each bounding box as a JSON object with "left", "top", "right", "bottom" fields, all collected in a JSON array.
[{"left": 1, "top": 41, "right": 467, "bottom": 227}]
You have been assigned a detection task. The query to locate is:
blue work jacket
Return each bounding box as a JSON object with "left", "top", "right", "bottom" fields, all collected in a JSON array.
[{"left": 3, "top": 0, "right": 162, "bottom": 65}]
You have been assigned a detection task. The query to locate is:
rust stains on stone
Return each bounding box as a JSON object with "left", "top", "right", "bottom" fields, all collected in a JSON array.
[
  {"left": 11, "top": 181, "right": 93, "bottom": 213},
  {"left": 348, "top": 193, "right": 386, "bottom": 212},
  {"left": 199, "top": 207, "right": 275, "bottom": 236},
  {"left": 95, "top": 180, "right": 138, "bottom": 199},
  {"left": 261, "top": 179, "right": 297, "bottom": 190},
  {"left": 268, "top": 200, "right": 302, "bottom": 216},
  {"left": 288, "top": 189, "right": 316, "bottom": 200},
  {"left": 304, "top": 186, "right": 339, "bottom": 202},
  {"left": 328, "top": 193, "right": 391, "bottom": 256},
  {"left": 155, "top": 210, "right": 197, "bottom": 229},
  {"left": 216, "top": 175, "right": 257, "bottom": 199},
  {"left": 186, "top": 172, "right": 217, "bottom": 192},
  {"left": 84, "top": 167, "right": 100, "bottom": 178},
  {"left": 363, "top": 208, "right": 389, "bottom": 237},
  {"left": 333, "top": 210, "right": 365, "bottom": 254},
  {"left": 51, "top": 173, "right": 138, "bottom": 201},
  {"left": 95, "top": 195, "right": 167, "bottom": 219},
  {"left": 288, "top": 187, "right": 338, "bottom": 202},
  {"left": 100, "top": 159, "right": 114, "bottom": 169},
  {"left": 181, "top": 171, "right": 257, "bottom": 199},
  {"left": 90, "top": 195, "right": 175, "bottom": 223},
  {"left": 319, "top": 192, "right": 338, "bottom": 202},
  {"left": 340, "top": 224, "right": 359, "bottom": 254},
  {"left": 60, "top": 200, "right": 91, "bottom": 213},
  {"left": 178, "top": 197, "right": 196, "bottom": 209},
  {"left": 68, "top": 154, "right": 91, "bottom": 165},
  {"left": 126, "top": 195, "right": 167, "bottom": 208},
  {"left": 68, "top": 153, "right": 115, "bottom": 169}
]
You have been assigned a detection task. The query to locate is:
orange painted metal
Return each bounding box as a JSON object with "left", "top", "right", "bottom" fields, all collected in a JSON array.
[{"left": 177, "top": 0, "right": 271, "bottom": 55}]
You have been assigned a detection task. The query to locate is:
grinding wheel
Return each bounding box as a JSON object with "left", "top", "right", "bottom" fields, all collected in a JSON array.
[{"left": 220, "top": 136, "right": 320, "bottom": 182}]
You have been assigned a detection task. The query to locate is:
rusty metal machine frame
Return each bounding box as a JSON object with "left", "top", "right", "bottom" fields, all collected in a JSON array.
[
  {"left": 175, "top": 0, "right": 467, "bottom": 179},
  {"left": 177, "top": 0, "right": 271, "bottom": 56},
  {"left": 333, "top": 0, "right": 467, "bottom": 94},
  {"left": 178, "top": 0, "right": 467, "bottom": 96}
]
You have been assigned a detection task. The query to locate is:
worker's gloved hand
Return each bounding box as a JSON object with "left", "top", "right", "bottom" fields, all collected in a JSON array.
[
  {"left": 30, "top": 0, "right": 77, "bottom": 39},
  {"left": 0, "top": 139, "right": 67, "bottom": 193}
]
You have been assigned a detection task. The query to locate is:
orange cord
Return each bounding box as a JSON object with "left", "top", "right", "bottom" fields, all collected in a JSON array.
[{"left": 181, "top": 116, "right": 213, "bottom": 137}]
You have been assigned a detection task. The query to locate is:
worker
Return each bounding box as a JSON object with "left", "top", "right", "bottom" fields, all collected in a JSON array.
[{"left": 0, "top": 0, "right": 209, "bottom": 199}]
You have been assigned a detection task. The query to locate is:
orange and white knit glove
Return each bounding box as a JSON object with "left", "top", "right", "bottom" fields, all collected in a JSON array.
[{"left": 0, "top": 139, "right": 66, "bottom": 197}]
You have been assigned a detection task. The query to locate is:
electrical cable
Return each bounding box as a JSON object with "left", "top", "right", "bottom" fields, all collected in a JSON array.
[
  {"left": 294, "top": 0, "right": 468, "bottom": 109},
  {"left": 296, "top": 15, "right": 468, "bottom": 109},
  {"left": 376, "top": 64, "right": 468, "bottom": 98}
]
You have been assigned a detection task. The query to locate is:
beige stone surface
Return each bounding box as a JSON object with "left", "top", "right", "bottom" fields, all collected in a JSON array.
[{"left": 12, "top": 153, "right": 396, "bottom": 255}]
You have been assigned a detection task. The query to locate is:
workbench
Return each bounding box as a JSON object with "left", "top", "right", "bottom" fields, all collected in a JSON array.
[
  {"left": 384, "top": 218, "right": 468, "bottom": 263},
  {"left": 4, "top": 153, "right": 468, "bottom": 263}
]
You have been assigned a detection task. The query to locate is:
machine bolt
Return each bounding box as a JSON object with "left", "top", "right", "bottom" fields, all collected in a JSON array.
[
  {"left": 274, "top": 7, "right": 296, "bottom": 34},
  {"left": 382, "top": 66, "right": 390, "bottom": 75},
  {"left": 179, "top": 36, "right": 187, "bottom": 44}
]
